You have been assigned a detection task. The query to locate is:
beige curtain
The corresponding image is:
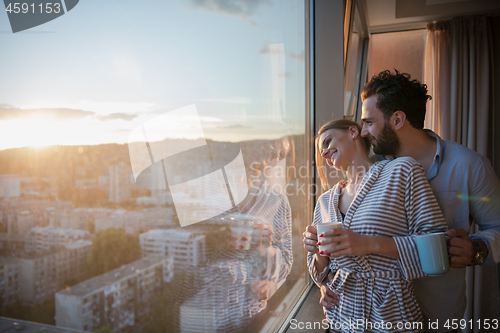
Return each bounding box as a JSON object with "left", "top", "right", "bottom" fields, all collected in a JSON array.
[{"left": 424, "top": 15, "right": 498, "bottom": 333}]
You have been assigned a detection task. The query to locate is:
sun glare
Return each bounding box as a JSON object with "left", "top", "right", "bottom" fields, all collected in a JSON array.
[
  {"left": 0, "top": 117, "right": 86, "bottom": 150},
  {"left": 0, "top": 114, "right": 137, "bottom": 151}
]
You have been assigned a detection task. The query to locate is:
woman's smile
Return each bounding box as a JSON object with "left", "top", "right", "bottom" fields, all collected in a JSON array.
[{"left": 329, "top": 149, "right": 338, "bottom": 161}]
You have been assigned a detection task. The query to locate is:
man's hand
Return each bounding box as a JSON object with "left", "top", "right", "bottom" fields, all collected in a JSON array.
[
  {"left": 320, "top": 272, "right": 339, "bottom": 313},
  {"left": 445, "top": 229, "right": 475, "bottom": 268}
]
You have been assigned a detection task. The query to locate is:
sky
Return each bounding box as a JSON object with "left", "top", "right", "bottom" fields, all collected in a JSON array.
[{"left": 0, "top": 0, "right": 306, "bottom": 150}]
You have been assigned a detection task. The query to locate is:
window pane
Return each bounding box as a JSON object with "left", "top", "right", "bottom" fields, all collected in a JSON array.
[
  {"left": 368, "top": 30, "right": 427, "bottom": 82},
  {"left": 0, "top": 1, "right": 309, "bottom": 332}
]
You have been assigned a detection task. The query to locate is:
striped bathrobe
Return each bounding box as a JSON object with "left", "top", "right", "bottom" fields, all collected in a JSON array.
[{"left": 307, "top": 157, "right": 448, "bottom": 333}]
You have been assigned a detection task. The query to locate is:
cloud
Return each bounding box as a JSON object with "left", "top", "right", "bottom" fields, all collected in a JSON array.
[
  {"left": 74, "top": 101, "right": 157, "bottom": 115},
  {"left": 97, "top": 113, "right": 138, "bottom": 121},
  {"left": 259, "top": 44, "right": 305, "bottom": 62},
  {"left": 189, "top": 0, "right": 271, "bottom": 23},
  {"left": 0, "top": 105, "right": 94, "bottom": 120},
  {"left": 200, "top": 97, "right": 251, "bottom": 104},
  {"left": 287, "top": 50, "right": 304, "bottom": 62},
  {"left": 218, "top": 124, "right": 252, "bottom": 129}
]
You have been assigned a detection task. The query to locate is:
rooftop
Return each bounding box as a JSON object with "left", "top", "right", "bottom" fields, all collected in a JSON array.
[
  {"left": 17, "top": 240, "right": 92, "bottom": 259},
  {"left": 0, "top": 317, "right": 87, "bottom": 333},
  {"left": 140, "top": 228, "right": 200, "bottom": 241},
  {"left": 64, "top": 240, "right": 92, "bottom": 250}
]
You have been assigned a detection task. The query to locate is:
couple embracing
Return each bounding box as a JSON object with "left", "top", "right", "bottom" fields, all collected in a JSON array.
[{"left": 303, "top": 70, "right": 500, "bottom": 333}]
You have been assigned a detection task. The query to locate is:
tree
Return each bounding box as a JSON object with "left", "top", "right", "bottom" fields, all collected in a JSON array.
[
  {"left": 92, "top": 326, "right": 113, "bottom": 333},
  {"left": 0, "top": 299, "right": 55, "bottom": 325},
  {"left": 85, "top": 228, "right": 141, "bottom": 278},
  {"left": 88, "top": 220, "right": 95, "bottom": 234},
  {"left": 135, "top": 272, "right": 203, "bottom": 333}
]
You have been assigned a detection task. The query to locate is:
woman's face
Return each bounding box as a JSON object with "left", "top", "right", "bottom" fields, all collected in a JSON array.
[{"left": 318, "top": 128, "right": 353, "bottom": 170}]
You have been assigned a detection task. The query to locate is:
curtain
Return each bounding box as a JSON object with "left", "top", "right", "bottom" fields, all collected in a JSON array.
[{"left": 424, "top": 16, "right": 498, "bottom": 333}]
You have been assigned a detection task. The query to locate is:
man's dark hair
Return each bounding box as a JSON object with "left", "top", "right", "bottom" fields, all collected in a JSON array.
[{"left": 361, "top": 70, "right": 432, "bottom": 129}]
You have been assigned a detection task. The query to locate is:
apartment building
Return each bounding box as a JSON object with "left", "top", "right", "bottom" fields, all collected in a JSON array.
[
  {"left": 0, "top": 233, "right": 23, "bottom": 255},
  {"left": 94, "top": 207, "right": 173, "bottom": 235},
  {"left": 24, "top": 227, "right": 90, "bottom": 253},
  {"left": 0, "top": 258, "right": 19, "bottom": 307},
  {"left": 5, "top": 210, "right": 37, "bottom": 237},
  {"left": 55, "top": 257, "right": 173, "bottom": 333},
  {"left": 18, "top": 240, "right": 92, "bottom": 306},
  {"left": 139, "top": 229, "right": 205, "bottom": 270},
  {"left": 0, "top": 175, "right": 21, "bottom": 198},
  {"left": 108, "top": 162, "right": 133, "bottom": 203}
]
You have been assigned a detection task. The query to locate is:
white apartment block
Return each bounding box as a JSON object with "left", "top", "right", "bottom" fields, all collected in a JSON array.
[
  {"left": 18, "top": 240, "right": 92, "bottom": 306},
  {"left": 55, "top": 257, "right": 173, "bottom": 333},
  {"left": 48, "top": 207, "right": 109, "bottom": 230},
  {"left": 94, "top": 207, "right": 173, "bottom": 235},
  {"left": 6, "top": 210, "right": 37, "bottom": 237},
  {"left": 24, "top": 227, "right": 90, "bottom": 253},
  {"left": 0, "top": 258, "right": 19, "bottom": 307},
  {"left": 139, "top": 229, "right": 205, "bottom": 270},
  {"left": 0, "top": 175, "right": 21, "bottom": 198}
]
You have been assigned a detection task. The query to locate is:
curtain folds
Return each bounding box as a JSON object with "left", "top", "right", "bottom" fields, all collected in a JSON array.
[
  {"left": 424, "top": 15, "right": 498, "bottom": 333},
  {"left": 425, "top": 15, "right": 494, "bottom": 161}
]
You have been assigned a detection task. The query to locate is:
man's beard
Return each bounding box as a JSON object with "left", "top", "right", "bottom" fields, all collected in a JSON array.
[{"left": 372, "top": 121, "right": 401, "bottom": 156}]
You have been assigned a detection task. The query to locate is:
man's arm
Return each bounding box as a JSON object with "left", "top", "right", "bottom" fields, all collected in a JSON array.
[{"left": 448, "top": 157, "right": 500, "bottom": 267}]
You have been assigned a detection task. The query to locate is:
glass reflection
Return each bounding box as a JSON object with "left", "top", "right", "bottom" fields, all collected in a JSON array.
[
  {"left": 147, "top": 136, "right": 295, "bottom": 332},
  {"left": 0, "top": 0, "right": 307, "bottom": 332}
]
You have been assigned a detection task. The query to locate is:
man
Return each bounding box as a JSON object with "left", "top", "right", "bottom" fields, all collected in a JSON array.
[{"left": 317, "top": 70, "right": 500, "bottom": 332}]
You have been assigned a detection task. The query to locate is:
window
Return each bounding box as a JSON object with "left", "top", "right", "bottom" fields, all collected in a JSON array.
[{"left": 0, "top": 0, "right": 310, "bottom": 332}]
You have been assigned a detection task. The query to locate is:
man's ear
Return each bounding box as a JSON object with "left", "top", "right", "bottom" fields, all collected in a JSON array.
[{"left": 393, "top": 111, "right": 406, "bottom": 130}]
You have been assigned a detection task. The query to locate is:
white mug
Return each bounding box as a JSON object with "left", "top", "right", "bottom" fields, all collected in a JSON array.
[{"left": 316, "top": 222, "right": 343, "bottom": 255}]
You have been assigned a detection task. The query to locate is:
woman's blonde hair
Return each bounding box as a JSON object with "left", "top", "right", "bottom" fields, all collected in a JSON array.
[{"left": 315, "top": 119, "right": 370, "bottom": 190}]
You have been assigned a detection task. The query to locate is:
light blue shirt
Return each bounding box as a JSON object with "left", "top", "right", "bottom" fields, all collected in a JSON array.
[
  {"left": 425, "top": 130, "right": 500, "bottom": 264},
  {"left": 412, "top": 130, "right": 500, "bottom": 332}
]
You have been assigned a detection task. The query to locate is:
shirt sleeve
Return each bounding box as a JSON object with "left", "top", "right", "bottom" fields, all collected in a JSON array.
[
  {"left": 307, "top": 190, "right": 334, "bottom": 287},
  {"left": 468, "top": 156, "right": 500, "bottom": 265},
  {"left": 394, "top": 161, "right": 448, "bottom": 281}
]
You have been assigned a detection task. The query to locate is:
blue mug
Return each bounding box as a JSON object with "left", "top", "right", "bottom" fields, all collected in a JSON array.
[{"left": 413, "top": 232, "right": 450, "bottom": 276}]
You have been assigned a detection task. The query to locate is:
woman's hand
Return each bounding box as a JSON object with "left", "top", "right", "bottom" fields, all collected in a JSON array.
[
  {"left": 249, "top": 280, "right": 272, "bottom": 304},
  {"left": 253, "top": 223, "right": 275, "bottom": 258},
  {"left": 318, "top": 228, "right": 399, "bottom": 258},
  {"left": 318, "top": 228, "right": 374, "bottom": 257},
  {"left": 303, "top": 225, "right": 320, "bottom": 254}
]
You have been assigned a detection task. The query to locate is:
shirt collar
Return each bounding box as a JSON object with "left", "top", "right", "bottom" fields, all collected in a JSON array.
[{"left": 424, "top": 129, "right": 443, "bottom": 181}]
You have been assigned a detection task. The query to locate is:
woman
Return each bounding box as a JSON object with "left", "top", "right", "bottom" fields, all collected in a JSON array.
[{"left": 303, "top": 119, "right": 447, "bottom": 333}]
